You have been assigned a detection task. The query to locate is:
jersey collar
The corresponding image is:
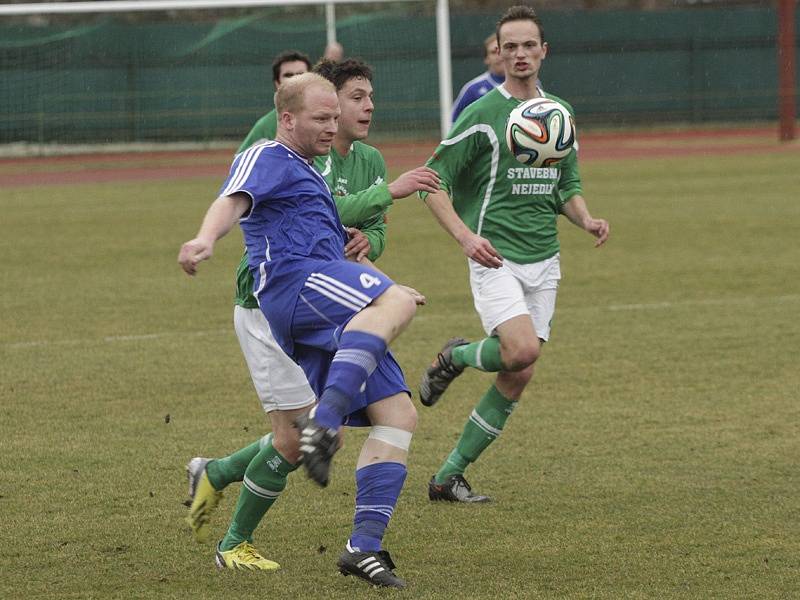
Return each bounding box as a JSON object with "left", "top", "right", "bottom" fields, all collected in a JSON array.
[
  {"left": 274, "top": 140, "right": 315, "bottom": 165},
  {"left": 497, "top": 82, "right": 544, "bottom": 100},
  {"left": 274, "top": 141, "right": 329, "bottom": 186}
]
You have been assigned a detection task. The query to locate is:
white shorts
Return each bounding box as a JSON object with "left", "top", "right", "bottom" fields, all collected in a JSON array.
[
  {"left": 468, "top": 253, "right": 561, "bottom": 341},
  {"left": 233, "top": 305, "right": 316, "bottom": 413}
]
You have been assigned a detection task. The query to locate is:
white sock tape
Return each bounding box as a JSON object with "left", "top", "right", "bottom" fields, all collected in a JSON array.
[{"left": 368, "top": 425, "right": 413, "bottom": 451}]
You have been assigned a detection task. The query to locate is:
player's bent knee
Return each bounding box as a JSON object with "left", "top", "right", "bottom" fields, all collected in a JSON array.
[
  {"left": 379, "top": 285, "right": 417, "bottom": 322},
  {"left": 503, "top": 342, "right": 540, "bottom": 371},
  {"left": 272, "top": 426, "right": 302, "bottom": 464},
  {"left": 368, "top": 393, "right": 417, "bottom": 432},
  {"left": 368, "top": 425, "right": 414, "bottom": 451}
]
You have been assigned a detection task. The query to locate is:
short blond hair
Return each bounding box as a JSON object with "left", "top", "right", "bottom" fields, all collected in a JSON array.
[{"left": 275, "top": 72, "right": 335, "bottom": 115}]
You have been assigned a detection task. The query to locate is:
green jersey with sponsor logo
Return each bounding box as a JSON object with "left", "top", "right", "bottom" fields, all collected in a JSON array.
[
  {"left": 234, "top": 140, "right": 393, "bottom": 308},
  {"left": 424, "top": 85, "right": 583, "bottom": 264}
]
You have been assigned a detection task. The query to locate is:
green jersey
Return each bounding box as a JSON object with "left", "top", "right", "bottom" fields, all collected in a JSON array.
[
  {"left": 316, "top": 141, "right": 391, "bottom": 260},
  {"left": 424, "top": 85, "right": 583, "bottom": 264},
  {"left": 237, "top": 110, "right": 277, "bottom": 153},
  {"left": 234, "top": 140, "right": 393, "bottom": 308}
]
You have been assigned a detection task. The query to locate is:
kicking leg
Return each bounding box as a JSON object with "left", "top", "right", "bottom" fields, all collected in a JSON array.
[{"left": 298, "top": 281, "right": 416, "bottom": 486}]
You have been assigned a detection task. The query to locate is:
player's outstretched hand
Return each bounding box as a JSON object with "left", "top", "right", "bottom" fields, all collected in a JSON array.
[
  {"left": 460, "top": 231, "right": 503, "bottom": 269},
  {"left": 178, "top": 238, "right": 213, "bottom": 276},
  {"left": 585, "top": 218, "right": 610, "bottom": 247},
  {"left": 388, "top": 166, "right": 440, "bottom": 199},
  {"left": 399, "top": 284, "right": 426, "bottom": 305},
  {"left": 344, "top": 227, "right": 371, "bottom": 262}
]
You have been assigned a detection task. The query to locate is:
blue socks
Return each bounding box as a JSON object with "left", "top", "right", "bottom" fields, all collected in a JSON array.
[
  {"left": 349, "top": 462, "right": 407, "bottom": 553},
  {"left": 314, "top": 330, "right": 386, "bottom": 430}
]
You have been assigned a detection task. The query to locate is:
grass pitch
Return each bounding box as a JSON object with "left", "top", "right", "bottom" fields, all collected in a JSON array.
[{"left": 2, "top": 148, "right": 799, "bottom": 599}]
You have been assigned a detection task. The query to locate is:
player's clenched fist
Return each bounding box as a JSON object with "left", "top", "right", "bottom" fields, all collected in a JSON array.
[
  {"left": 178, "top": 238, "right": 213, "bottom": 275},
  {"left": 387, "top": 166, "right": 441, "bottom": 199}
]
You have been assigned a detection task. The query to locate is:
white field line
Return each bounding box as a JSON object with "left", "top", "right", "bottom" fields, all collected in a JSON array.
[
  {"left": 602, "top": 294, "right": 800, "bottom": 312},
  {"left": 3, "top": 294, "right": 799, "bottom": 351},
  {"left": 4, "top": 328, "right": 230, "bottom": 350}
]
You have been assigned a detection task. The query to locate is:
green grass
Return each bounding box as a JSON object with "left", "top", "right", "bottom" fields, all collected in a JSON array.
[{"left": 2, "top": 151, "right": 799, "bottom": 599}]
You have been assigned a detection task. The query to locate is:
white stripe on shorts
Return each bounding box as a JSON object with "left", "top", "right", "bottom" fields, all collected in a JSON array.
[
  {"left": 304, "top": 281, "right": 364, "bottom": 312},
  {"left": 306, "top": 274, "right": 370, "bottom": 309},
  {"left": 309, "top": 272, "right": 372, "bottom": 304}
]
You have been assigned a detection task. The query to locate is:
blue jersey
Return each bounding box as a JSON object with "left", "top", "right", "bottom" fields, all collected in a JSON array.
[
  {"left": 451, "top": 71, "right": 505, "bottom": 124},
  {"left": 219, "top": 141, "right": 348, "bottom": 338},
  {"left": 220, "top": 140, "right": 347, "bottom": 270}
]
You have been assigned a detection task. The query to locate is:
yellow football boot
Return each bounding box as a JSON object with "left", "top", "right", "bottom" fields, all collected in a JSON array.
[
  {"left": 185, "top": 457, "right": 223, "bottom": 543},
  {"left": 215, "top": 541, "right": 280, "bottom": 571}
]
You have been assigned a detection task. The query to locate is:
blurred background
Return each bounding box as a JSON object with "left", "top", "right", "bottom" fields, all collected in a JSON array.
[{"left": 0, "top": 0, "right": 796, "bottom": 147}]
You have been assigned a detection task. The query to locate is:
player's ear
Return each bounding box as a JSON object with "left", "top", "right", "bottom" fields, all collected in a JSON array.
[{"left": 279, "top": 111, "right": 295, "bottom": 131}]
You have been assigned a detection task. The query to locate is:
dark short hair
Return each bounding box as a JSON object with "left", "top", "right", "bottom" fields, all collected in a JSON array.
[
  {"left": 271, "top": 50, "right": 312, "bottom": 83},
  {"left": 311, "top": 57, "right": 338, "bottom": 82},
  {"left": 496, "top": 5, "right": 545, "bottom": 45},
  {"left": 329, "top": 58, "right": 373, "bottom": 91}
]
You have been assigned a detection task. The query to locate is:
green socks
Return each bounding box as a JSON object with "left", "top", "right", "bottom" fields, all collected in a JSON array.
[
  {"left": 219, "top": 438, "right": 298, "bottom": 551},
  {"left": 451, "top": 336, "right": 505, "bottom": 372},
  {"left": 435, "top": 384, "right": 517, "bottom": 483},
  {"left": 205, "top": 433, "right": 272, "bottom": 491}
]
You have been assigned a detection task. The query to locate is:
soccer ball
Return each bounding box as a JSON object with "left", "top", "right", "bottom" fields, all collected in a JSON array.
[{"left": 505, "top": 97, "right": 576, "bottom": 167}]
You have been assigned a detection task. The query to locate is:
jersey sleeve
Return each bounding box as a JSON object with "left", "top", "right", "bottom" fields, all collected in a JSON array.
[
  {"left": 421, "top": 109, "right": 483, "bottom": 200},
  {"left": 361, "top": 214, "right": 387, "bottom": 261},
  {"left": 554, "top": 99, "right": 583, "bottom": 206},
  {"left": 319, "top": 150, "right": 393, "bottom": 228},
  {"left": 556, "top": 147, "right": 583, "bottom": 207},
  {"left": 219, "top": 143, "right": 284, "bottom": 205},
  {"left": 333, "top": 183, "right": 392, "bottom": 226},
  {"left": 342, "top": 151, "right": 390, "bottom": 261}
]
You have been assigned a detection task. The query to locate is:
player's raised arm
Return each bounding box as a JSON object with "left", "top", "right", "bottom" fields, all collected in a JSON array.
[
  {"left": 387, "top": 166, "right": 440, "bottom": 199},
  {"left": 178, "top": 193, "right": 252, "bottom": 275}
]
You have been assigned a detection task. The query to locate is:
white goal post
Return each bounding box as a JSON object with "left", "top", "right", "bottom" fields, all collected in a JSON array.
[{"left": 0, "top": 0, "right": 453, "bottom": 138}]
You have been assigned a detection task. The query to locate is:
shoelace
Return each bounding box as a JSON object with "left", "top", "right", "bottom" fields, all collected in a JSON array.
[
  {"left": 452, "top": 475, "right": 473, "bottom": 495},
  {"left": 376, "top": 550, "right": 397, "bottom": 571},
  {"left": 240, "top": 544, "right": 262, "bottom": 562},
  {"left": 434, "top": 352, "right": 462, "bottom": 377}
]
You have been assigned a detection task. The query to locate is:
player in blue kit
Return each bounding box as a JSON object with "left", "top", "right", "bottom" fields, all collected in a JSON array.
[
  {"left": 451, "top": 33, "right": 505, "bottom": 123},
  {"left": 179, "top": 73, "right": 423, "bottom": 589}
]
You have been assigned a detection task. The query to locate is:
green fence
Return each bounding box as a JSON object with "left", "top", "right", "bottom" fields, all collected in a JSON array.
[{"left": 0, "top": 6, "right": 797, "bottom": 145}]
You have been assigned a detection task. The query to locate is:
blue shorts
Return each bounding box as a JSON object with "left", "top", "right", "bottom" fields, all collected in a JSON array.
[
  {"left": 294, "top": 345, "right": 410, "bottom": 427},
  {"left": 259, "top": 258, "right": 410, "bottom": 426}
]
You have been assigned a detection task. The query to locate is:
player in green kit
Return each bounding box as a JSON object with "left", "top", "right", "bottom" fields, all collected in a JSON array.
[
  {"left": 184, "top": 58, "right": 439, "bottom": 571},
  {"left": 237, "top": 50, "right": 312, "bottom": 152},
  {"left": 419, "top": 5, "right": 610, "bottom": 502}
]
